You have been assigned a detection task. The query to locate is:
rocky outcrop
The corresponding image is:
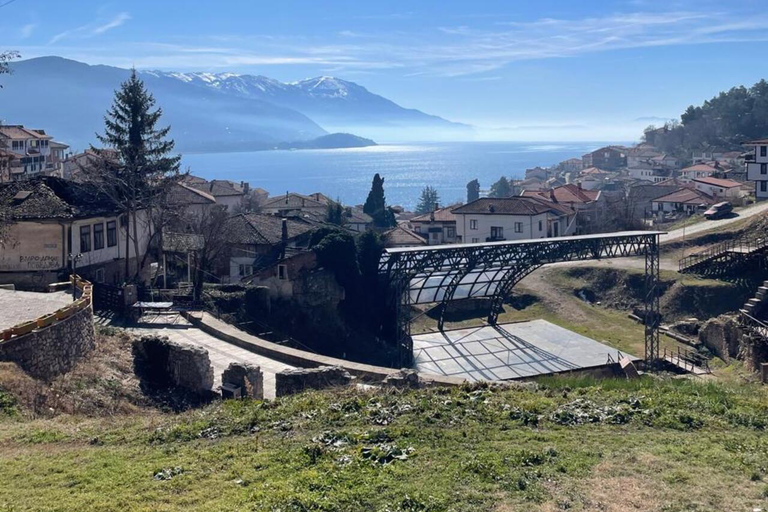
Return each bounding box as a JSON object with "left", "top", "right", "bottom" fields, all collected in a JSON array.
[
  {"left": 670, "top": 318, "right": 701, "bottom": 337},
  {"left": 0, "top": 306, "right": 95, "bottom": 381},
  {"left": 275, "top": 366, "right": 352, "bottom": 397},
  {"left": 132, "top": 335, "right": 213, "bottom": 393},
  {"left": 221, "top": 362, "right": 263, "bottom": 399},
  {"left": 699, "top": 315, "right": 741, "bottom": 360}
]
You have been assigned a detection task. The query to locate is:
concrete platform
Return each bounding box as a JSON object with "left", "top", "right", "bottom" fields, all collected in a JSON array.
[
  {"left": 0, "top": 289, "right": 73, "bottom": 331},
  {"left": 412, "top": 319, "right": 638, "bottom": 382}
]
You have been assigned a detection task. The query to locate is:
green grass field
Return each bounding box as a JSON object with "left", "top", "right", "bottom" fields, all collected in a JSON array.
[{"left": 1, "top": 377, "right": 768, "bottom": 511}]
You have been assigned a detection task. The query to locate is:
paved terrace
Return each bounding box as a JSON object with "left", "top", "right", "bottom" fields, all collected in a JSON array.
[
  {"left": 413, "top": 319, "right": 638, "bottom": 382},
  {"left": 120, "top": 313, "right": 294, "bottom": 399},
  {"left": 0, "top": 289, "right": 73, "bottom": 331}
]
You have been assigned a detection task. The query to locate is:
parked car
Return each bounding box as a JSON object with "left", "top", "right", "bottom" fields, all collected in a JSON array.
[{"left": 704, "top": 202, "right": 733, "bottom": 220}]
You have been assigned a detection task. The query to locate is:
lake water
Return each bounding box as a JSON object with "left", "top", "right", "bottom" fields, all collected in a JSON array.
[{"left": 181, "top": 141, "right": 622, "bottom": 210}]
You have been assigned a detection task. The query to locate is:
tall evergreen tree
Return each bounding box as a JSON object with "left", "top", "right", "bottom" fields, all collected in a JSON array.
[
  {"left": 466, "top": 179, "right": 480, "bottom": 203},
  {"left": 489, "top": 176, "right": 512, "bottom": 198},
  {"left": 326, "top": 198, "right": 345, "bottom": 226},
  {"left": 90, "top": 69, "right": 180, "bottom": 280},
  {"left": 363, "top": 173, "right": 395, "bottom": 227},
  {"left": 414, "top": 186, "right": 440, "bottom": 215}
]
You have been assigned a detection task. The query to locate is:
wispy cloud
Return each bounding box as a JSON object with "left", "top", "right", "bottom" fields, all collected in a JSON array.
[
  {"left": 92, "top": 12, "right": 130, "bottom": 35},
  {"left": 49, "top": 12, "right": 130, "bottom": 45},
  {"left": 30, "top": 7, "right": 768, "bottom": 77},
  {"left": 20, "top": 23, "right": 36, "bottom": 38}
]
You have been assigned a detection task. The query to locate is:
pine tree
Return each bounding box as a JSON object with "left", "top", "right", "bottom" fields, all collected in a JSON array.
[
  {"left": 90, "top": 69, "right": 180, "bottom": 280},
  {"left": 489, "top": 176, "right": 512, "bottom": 198},
  {"left": 466, "top": 179, "right": 480, "bottom": 203},
  {"left": 363, "top": 173, "right": 394, "bottom": 227},
  {"left": 414, "top": 186, "right": 440, "bottom": 215}
]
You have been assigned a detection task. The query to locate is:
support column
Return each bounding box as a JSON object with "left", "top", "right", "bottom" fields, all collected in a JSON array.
[{"left": 644, "top": 235, "right": 661, "bottom": 367}]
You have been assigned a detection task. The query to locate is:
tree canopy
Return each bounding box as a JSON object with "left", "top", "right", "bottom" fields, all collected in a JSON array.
[
  {"left": 489, "top": 176, "right": 512, "bottom": 198},
  {"left": 466, "top": 179, "right": 480, "bottom": 203},
  {"left": 414, "top": 186, "right": 440, "bottom": 215},
  {"left": 644, "top": 79, "right": 768, "bottom": 154},
  {"left": 0, "top": 50, "right": 19, "bottom": 88}
]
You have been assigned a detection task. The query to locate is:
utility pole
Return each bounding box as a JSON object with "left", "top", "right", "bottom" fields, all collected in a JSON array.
[{"left": 68, "top": 253, "right": 82, "bottom": 300}]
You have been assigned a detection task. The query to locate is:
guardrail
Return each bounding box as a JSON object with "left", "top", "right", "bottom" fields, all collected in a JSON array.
[
  {"left": 740, "top": 310, "right": 768, "bottom": 340},
  {"left": 679, "top": 235, "right": 768, "bottom": 272},
  {"left": 0, "top": 275, "right": 92, "bottom": 342}
]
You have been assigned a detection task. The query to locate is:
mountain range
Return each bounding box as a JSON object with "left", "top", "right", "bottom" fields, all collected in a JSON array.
[{"left": 0, "top": 57, "right": 470, "bottom": 152}]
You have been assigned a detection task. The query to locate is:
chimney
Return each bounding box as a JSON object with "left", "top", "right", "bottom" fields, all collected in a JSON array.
[
  {"left": 285, "top": 191, "right": 289, "bottom": 205},
  {"left": 280, "top": 218, "right": 288, "bottom": 259},
  {"left": 242, "top": 181, "right": 250, "bottom": 194},
  {"left": 549, "top": 189, "right": 557, "bottom": 202}
]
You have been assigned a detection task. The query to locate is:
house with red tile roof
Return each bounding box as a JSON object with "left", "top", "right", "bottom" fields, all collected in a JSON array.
[
  {"left": 521, "top": 184, "right": 604, "bottom": 234},
  {"left": 692, "top": 176, "right": 744, "bottom": 200},
  {"left": 651, "top": 188, "right": 716, "bottom": 214},
  {"left": 410, "top": 205, "right": 459, "bottom": 245}
]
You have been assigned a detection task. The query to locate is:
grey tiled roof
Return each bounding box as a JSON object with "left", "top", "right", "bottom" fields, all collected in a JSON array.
[{"left": 0, "top": 176, "right": 120, "bottom": 220}]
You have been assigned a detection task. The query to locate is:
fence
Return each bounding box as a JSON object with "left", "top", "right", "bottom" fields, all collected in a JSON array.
[
  {"left": 679, "top": 235, "right": 768, "bottom": 272},
  {"left": 0, "top": 275, "right": 92, "bottom": 342},
  {"left": 661, "top": 346, "right": 711, "bottom": 373}
]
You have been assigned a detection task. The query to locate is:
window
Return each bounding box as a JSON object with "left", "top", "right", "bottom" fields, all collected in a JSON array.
[
  {"left": 94, "top": 268, "right": 105, "bottom": 283},
  {"left": 238, "top": 264, "right": 253, "bottom": 277},
  {"left": 490, "top": 226, "right": 504, "bottom": 239},
  {"left": 106, "top": 220, "right": 117, "bottom": 247},
  {"left": 514, "top": 222, "right": 523, "bottom": 233},
  {"left": 446, "top": 227, "right": 456, "bottom": 239},
  {"left": 278, "top": 264, "right": 287, "bottom": 280},
  {"left": 762, "top": 182, "right": 767, "bottom": 192},
  {"left": 538, "top": 220, "right": 543, "bottom": 231},
  {"left": 79, "top": 225, "right": 91, "bottom": 252},
  {"left": 471, "top": 238, "right": 479, "bottom": 243},
  {"left": 469, "top": 219, "right": 478, "bottom": 230},
  {"left": 431, "top": 232, "right": 439, "bottom": 241},
  {"left": 761, "top": 146, "right": 767, "bottom": 157},
  {"left": 762, "top": 163, "right": 767, "bottom": 175},
  {"left": 93, "top": 223, "right": 104, "bottom": 250},
  {"left": 11, "top": 141, "right": 23, "bottom": 150}
]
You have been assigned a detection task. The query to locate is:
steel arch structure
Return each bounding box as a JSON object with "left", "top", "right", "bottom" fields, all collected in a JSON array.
[{"left": 380, "top": 231, "right": 663, "bottom": 368}]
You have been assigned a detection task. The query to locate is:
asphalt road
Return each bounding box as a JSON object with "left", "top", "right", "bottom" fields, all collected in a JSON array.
[{"left": 660, "top": 200, "right": 768, "bottom": 244}]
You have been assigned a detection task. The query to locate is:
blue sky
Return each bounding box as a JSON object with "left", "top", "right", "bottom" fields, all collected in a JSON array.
[{"left": 4, "top": 0, "right": 768, "bottom": 140}]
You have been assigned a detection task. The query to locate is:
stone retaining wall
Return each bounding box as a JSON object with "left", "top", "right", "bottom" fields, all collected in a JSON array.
[
  {"left": 275, "top": 366, "right": 352, "bottom": 397},
  {"left": 132, "top": 335, "right": 214, "bottom": 393},
  {"left": 0, "top": 305, "right": 95, "bottom": 380}
]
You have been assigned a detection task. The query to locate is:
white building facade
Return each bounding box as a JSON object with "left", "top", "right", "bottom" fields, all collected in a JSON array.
[{"left": 745, "top": 139, "right": 768, "bottom": 200}]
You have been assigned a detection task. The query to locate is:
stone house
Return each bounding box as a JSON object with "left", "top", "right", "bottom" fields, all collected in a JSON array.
[
  {"left": 651, "top": 188, "right": 715, "bottom": 214},
  {"left": 522, "top": 184, "right": 604, "bottom": 234},
  {"left": 582, "top": 146, "right": 626, "bottom": 171},
  {"left": 222, "top": 213, "right": 317, "bottom": 282}
]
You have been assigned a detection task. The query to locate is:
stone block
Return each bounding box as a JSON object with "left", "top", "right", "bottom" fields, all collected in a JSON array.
[
  {"left": 699, "top": 315, "right": 740, "bottom": 360},
  {"left": 222, "top": 362, "right": 263, "bottom": 399},
  {"left": 275, "top": 366, "right": 352, "bottom": 397},
  {"left": 382, "top": 368, "right": 420, "bottom": 388}
]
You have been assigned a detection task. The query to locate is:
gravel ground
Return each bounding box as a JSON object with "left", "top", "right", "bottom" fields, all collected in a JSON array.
[{"left": 0, "top": 289, "right": 73, "bottom": 330}]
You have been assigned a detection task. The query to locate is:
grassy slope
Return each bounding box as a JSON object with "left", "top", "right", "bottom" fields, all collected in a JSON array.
[{"left": 1, "top": 378, "right": 768, "bottom": 511}]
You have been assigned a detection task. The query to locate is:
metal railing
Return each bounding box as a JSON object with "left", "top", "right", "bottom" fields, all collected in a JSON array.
[
  {"left": 740, "top": 310, "right": 768, "bottom": 340},
  {"left": 662, "top": 346, "right": 711, "bottom": 373},
  {"left": 679, "top": 235, "right": 768, "bottom": 272}
]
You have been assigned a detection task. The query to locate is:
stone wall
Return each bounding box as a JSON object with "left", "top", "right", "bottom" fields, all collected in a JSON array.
[
  {"left": 0, "top": 305, "right": 95, "bottom": 380},
  {"left": 132, "top": 335, "right": 214, "bottom": 393},
  {"left": 275, "top": 366, "right": 352, "bottom": 397},
  {"left": 699, "top": 315, "right": 741, "bottom": 360}
]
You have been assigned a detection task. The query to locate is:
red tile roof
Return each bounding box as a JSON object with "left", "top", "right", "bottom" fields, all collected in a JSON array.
[
  {"left": 521, "top": 184, "right": 599, "bottom": 205},
  {"left": 652, "top": 188, "right": 715, "bottom": 205},
  {"left": 681, "top": 163, "right": 717, "bottom": 173},
  {"left": 692, "top": 176, "right": 742, "bottom": 188},
  {"left": 452, "top": 196, "right": 572, "bottom": 216},
  {"left": 411, "top": 204, "right": 459, "bottom": 223}
]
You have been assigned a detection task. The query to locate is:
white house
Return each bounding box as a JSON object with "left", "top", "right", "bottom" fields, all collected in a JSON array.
[
  {"left": 0, "top": 176, "right": 151, "bottom": 287},
  {"left": 680, "top": 163, "right": 718, "bottom": 182},
  {"left": 651, "top": 188, "right": 715, "bottom": 214},
  {"left": 744, "top": 139, "right": 768, "bottom": 200},
  {"left": 692, "top": 177, "right": 743, "bottom": 200},
  {"left": 627, "top": 163, "right": 671, "bottom": 183},
  {"left": 452, "top": 197, "right": 576, "bottom": 244},
  {"left": 0, "top": 125, "right": 69, "bottom": 181}
]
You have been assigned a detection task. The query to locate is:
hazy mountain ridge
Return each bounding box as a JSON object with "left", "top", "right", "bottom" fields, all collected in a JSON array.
[
  {"left": 145, "top": 70, "right": 471, "bottom": 135},
  {"left": 0, "top": 57, "right": 470, "bottom": 152}
]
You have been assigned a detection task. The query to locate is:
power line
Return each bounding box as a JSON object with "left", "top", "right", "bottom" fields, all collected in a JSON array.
[{"left": 0, "top": 0, "right": 18, "bottom": 9}]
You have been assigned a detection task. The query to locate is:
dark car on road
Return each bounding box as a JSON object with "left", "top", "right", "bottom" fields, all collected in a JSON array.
[{"left": 704, "top": 202, "right": 733, "bottom": 220}]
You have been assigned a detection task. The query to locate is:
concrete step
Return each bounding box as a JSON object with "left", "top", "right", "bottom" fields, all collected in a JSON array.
[
  {"left": 744, "top": 303, "right": 756, "bottom": 313},
  {"left": 748, "top": 298, "right": 762, "bottom": 306}
]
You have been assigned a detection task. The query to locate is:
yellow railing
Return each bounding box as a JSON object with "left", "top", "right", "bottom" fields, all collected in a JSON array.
[{"left": 0, "top": 275, "right": 92, "bottom": 342}]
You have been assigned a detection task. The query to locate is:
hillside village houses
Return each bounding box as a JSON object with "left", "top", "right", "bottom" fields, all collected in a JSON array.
[
  {"left": 0, "top": 125, "right": 69, "bottom": 182},
  {"left": 410, "top": 205, "right": 458, "bottom": 245},
  {"left": 692, "top": 176, "right": 744, "bottom": 201}
]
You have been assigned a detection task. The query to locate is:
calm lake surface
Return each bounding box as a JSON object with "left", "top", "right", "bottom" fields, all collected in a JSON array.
[{"left": 181, "top": 141, "right": 623, "bottom": 209}]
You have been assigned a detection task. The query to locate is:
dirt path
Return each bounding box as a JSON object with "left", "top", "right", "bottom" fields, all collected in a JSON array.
[{"left": 517, "top": 268, "right": 590, "bottom": 323}]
